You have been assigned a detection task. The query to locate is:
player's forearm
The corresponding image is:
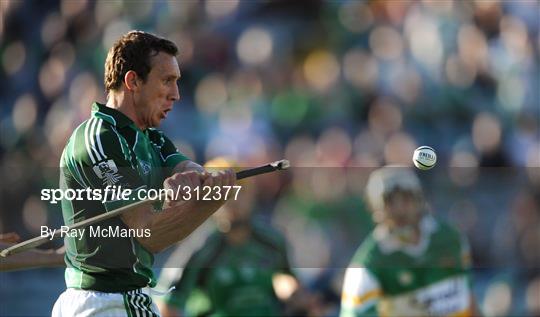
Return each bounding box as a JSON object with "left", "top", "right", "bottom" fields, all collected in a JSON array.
[
  {"left": 127, "top": 167, "right": 234, "bottom": 253},
  {"left": 125, "top": 200, "right": 224, "bottom": 253},
  {"left": 173, "top": 160, "right": 204, "bottom": 174}
]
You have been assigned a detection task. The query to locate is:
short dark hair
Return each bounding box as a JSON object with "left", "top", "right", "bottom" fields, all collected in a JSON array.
[{"left": 104, "top": 31, "right": 178, "bottom": 93}]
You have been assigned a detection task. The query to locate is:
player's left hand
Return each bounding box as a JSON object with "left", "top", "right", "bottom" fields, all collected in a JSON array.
[{"left": 200, "top": 168, "right": 237, "bottom": 200}]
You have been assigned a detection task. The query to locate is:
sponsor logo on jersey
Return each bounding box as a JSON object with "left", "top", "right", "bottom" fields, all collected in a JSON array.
[
  {"left": 93, "top": 160, "right": 122, "bottom": 186},
  {"left": 384, "top": 275, "right": 470, "bottom": 316},
  {"left": 398, "top": 270, "right": 413, "bottom": 286},
  {"left": 139, "top": 160, "right": 152, "bottom": 175}
]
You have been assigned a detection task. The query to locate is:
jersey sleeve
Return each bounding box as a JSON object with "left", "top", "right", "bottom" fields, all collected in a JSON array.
[
  {"left": 340, "top": 267, "right": 381, "bottom": 317},
  {"left": 65, "top": 120, "right": 147, "bottom": 212},
  {"left": 146, "top": 129, "right": 189, "bottom": 169}
]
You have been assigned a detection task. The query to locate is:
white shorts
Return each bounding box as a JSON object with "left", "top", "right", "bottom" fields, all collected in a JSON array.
[{"left": 52, "top": 288, "right": 160, "bottom": 317}]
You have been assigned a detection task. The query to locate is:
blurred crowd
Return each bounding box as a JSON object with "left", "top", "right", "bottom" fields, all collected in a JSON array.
[{"left": 1, "top": 0, "right": 539, "bottom": 316}]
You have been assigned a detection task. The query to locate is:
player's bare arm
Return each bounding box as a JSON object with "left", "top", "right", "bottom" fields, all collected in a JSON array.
[
  {"left": 173, "top": 160, "right": 205, "bottom": 174},
  {"left": 120, "top": 168, "right": 236, "bottom": 253}
]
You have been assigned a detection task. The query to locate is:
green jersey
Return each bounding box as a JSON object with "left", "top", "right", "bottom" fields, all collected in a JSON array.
[
  {"left": 340, "top": 215, "right": 473, "bottom": 317},
  {"left": 59, "top": 102, "right": 188, "bottom": 292},
  {"left": 163, "top": 221, "right": 293, "bottom": 316}
]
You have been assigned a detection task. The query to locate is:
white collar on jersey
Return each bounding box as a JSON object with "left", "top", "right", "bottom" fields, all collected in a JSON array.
[{"left": 374, "top": 214, "right": 438, "bottom": 257}]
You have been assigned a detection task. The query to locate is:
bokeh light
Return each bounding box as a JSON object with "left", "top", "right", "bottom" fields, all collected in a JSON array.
[
  {"left": 237, "top": 27, "right": 273, "bottom": 66},
  {"left": 195, "top": 73, "right": 228, "bottom": 114},
  {"left": 482, "top": 281, "right": 512, "bottom": 317},
  {"left": 472, "top": 112, "right": 502, "bottom": 154},
  {"left": 368, "top": 98, "right": 402, "bottom": 137},
  {"left": 271, "top": 91, "right": 309, "bottom": 128},
  {"left": 218, "top": 103, "right": 253, "bottom": 134},
  {"left": 383, "top": 132, "right": 417, "bottom": 166},
  {"left": 60, "top": 0, "right": 87, "bottom": 19},
  {"left": 284, "top": 135, "right": 316, "bottom": 167},
  {"left": 39, "top": 57, "right": 67, "bottom": 99},
  {"left": 497, "top": 76, "right": 525, "bottom": 112},
  {"left": 369, "top": 26, "right": 404, "bottom": 61},
  {"left": 342, "top": 49, "right": 379, "bottom": 90},
  {"left": 526, "top": 277, "right": 540, "bottom": 315},
  {"left": 205, "top": 0, "right": 239, "bottom": 19},
  {"left": 405, "top": 9, "right": 443, "bottom": 70},
  {"left": 2, "top": 41, "right": 26, "bottom": 75},
  {"left": 229, "top": 70, "right": 263, "bottom": 102},
  {"left": 12, "top": 94, "right": 37, "bottom": 134},
  {"left": 458, "top": 24, "right": 488, "bottom": 70},
  {"left": 316, "top": 127, "right": 352, "bottom": 166},
  {"left": 41, "top": 11, "right": 67, "bottom": 48},
  {"left": 303, "top": 50, "right": 340, "bottom": 92},
  {"left": 500, "top": 16, "right": 530, "bottom": 60},
  {"left": 338, "top": 1, "right": 373, "bottom": 33}
]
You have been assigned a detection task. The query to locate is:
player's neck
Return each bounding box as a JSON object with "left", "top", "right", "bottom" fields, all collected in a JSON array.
[
  {"left": 106, "top": 92, "right": 146, "bottom": 130},
  {"left": 388, "top": 223, "right": 421, "bottom": 245}
]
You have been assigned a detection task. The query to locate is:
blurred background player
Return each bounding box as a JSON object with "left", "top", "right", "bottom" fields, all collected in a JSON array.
[
  {"left": 340, "top": 166, "right": 478, "bottom": 317},
  {"left": 157, "top": 157, "right": 304, "bottom": 317}
]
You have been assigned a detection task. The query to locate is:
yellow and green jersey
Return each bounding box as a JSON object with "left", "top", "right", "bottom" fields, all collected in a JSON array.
[
  {"left": 162, "top": 221, "right": 293, "bottom": 317},
  {"left": 340, "top": 215, "right": 474, "bottom": 317},
  {"left": 59, "top": 102, "right": 188, "bottom": 292}
]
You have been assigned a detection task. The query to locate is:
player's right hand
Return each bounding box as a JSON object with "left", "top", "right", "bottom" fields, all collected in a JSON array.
[{"left": 163, "top": 170, "right": 203, "bottom": 202}]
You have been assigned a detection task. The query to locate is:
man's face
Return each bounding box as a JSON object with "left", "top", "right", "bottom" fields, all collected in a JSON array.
[
  {"left": 134, "top": 51, "right": 180, "bottom": 129},
  {"left": 382, "top": 190, "right": 422, "bottom": 228}
]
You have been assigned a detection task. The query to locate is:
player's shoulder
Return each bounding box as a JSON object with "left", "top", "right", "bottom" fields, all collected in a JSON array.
[
  {"left": 350, "top": 232, "right": 379, "bottom": 266},
  {"left": 65, "top": 117, "right": 124, "bottom": 164}
]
